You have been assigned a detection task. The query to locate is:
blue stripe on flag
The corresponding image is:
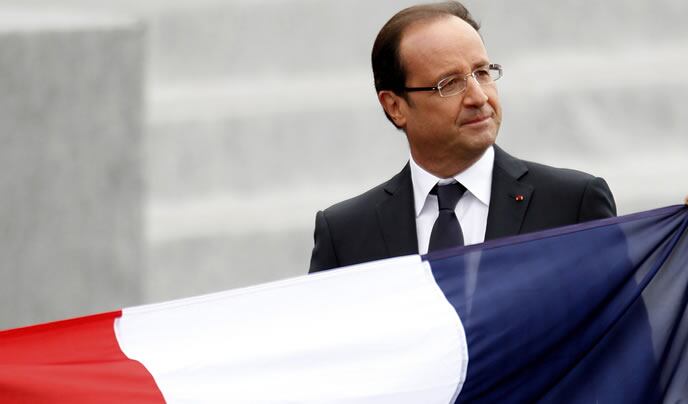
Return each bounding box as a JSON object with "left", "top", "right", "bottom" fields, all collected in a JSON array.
[{"left": 425, "top": 205, "right": 688, "bottom": 403}]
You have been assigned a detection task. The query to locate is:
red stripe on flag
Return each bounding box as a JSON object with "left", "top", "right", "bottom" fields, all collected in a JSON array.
[{"left": 0, "top": 310, "right": 165, "bottom": 403}]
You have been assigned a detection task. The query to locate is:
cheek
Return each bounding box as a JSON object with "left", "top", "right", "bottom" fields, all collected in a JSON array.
[
  {"left": 432, "top": 99, "right": 463, "bottom": 125},
  {"left": 417, "top": 102, "right": 454, "bottom": 129},
  {"left": 488, "top": 97, "right": 502, "bottom": 122},
  {"left": 487, "top": 88, "right": 501, "bottom": 111}
]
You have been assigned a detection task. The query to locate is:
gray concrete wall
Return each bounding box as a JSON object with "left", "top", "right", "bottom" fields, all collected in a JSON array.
[{"left": 0, "top": 8, "right": 144, "bottom": 328}]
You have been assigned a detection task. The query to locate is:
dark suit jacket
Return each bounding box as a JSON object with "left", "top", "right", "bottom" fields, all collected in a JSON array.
[{"left": 309, "top": 145, "right": 616, "bottom": 273}]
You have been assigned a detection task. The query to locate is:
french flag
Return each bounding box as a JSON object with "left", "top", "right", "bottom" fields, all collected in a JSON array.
[{"left": 1, "top": 205, "right": 687, "bottom": 403}]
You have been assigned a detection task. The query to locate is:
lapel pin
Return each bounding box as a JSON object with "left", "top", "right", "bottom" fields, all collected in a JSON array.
[{"left": 515, "top": 194, "right": 525, "bottom": 202}]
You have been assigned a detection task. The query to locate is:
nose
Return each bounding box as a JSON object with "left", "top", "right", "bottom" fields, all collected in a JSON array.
[{"left": 462, "top": 75, "right": 488, "bottom": 107}]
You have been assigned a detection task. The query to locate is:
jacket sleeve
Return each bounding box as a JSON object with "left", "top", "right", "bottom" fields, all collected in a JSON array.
[
  {"left": 308, "top": 210, "right": 339, "bottom": 273},
  {"left": 577, "top": 177, "right": 617, "bottom": 222}
]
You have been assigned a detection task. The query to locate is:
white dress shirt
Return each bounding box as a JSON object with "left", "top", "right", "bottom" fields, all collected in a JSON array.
[{"left": 410, "top": 145, "right": 494, "bottom": 254}]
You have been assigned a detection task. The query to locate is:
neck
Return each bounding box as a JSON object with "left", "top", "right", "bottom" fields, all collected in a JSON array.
[{"left": 412, "top": 150, "right": 484, "bottom": 179}]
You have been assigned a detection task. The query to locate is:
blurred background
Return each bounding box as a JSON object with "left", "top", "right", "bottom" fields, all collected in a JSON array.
[{"left": 1, "top": 0, "right": 686, "bottom": 328}]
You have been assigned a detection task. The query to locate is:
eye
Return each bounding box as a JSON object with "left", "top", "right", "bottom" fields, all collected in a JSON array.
[
  {"left": 438, "top": 76, "right": 461, "bottom": 92},
  {"left": 473, "top": 68, "right": 492, "bottom": 82}
]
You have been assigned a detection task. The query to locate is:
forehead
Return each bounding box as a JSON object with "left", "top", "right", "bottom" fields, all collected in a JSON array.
[{"left": 399, "top": 16, "right": 489, "bottom": 81}]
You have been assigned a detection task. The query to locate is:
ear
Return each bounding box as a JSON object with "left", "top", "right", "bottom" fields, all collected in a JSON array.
[{"left": 378, "top": 91, "right": 407, "bottom": 128}]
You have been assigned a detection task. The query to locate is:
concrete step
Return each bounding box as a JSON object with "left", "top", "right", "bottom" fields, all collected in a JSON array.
[
  {"left": 126, "top": 0, "right": 688, "bottom": 81},
  {"left": 6, "top": 0, "right": 687, "bottom": 79},
  {"left": 499, "top": 41, "right": 688, "bottom": 155},
  {"left": 145, "top": 70, "right": 409, "bottom": 200},
  {"left": 467, "top": 0, "right": 688, "bottom": 61},
  {"left": 145, "top": 42, "right": 688, "bottom": 199},
  {"left": 146, "top": 225, "right": 312, "bottom": 303},
  {"left": 144, "top": 182, "right": 369, "bottom": 302}
]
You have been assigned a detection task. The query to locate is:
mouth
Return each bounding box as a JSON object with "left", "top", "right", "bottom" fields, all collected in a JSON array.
[{"left": 461, "top": 115, "right": 492, "bottom": 126}]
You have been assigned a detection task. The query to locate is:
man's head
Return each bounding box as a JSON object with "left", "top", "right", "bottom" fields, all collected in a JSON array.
[{"left": 372, "top": 1, "right": 502, "bottom": 177}]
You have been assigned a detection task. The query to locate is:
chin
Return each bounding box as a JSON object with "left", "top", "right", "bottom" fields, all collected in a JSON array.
[{"left": 462, "top": 131, "right": 496, "bottom": 153}]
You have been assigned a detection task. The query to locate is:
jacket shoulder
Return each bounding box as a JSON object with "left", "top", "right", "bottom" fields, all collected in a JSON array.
[
  {"left": 513, "top": 156, "right": 616, "bottom": 222},
  {"left": 320, "top": 164, "right": 409, "bottom": 222},
  {"left": 309, "top": 165, "right": 411, "bottom": 272},
  {"left": 493, "top": 146, "right": 616, "bottom": 225},
  {"left": 521, "top": 159, "right": 598, "bottom": 188},
  {"left": 322, "top": 181, "right": 388, "bottom": 219}
]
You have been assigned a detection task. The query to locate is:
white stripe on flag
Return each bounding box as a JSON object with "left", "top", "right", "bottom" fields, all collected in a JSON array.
[{"left": 115, "top": 255, "right": 468, "bottom": 403}]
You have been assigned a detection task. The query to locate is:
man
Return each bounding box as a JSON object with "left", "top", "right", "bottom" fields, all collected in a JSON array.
[{"left": 309, "top": 1, "right": 616, "bottom": 273}]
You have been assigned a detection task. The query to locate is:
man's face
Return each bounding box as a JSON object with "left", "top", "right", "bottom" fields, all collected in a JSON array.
[{"left": 390, "top": 16, "right": 502, "bottom": 176}]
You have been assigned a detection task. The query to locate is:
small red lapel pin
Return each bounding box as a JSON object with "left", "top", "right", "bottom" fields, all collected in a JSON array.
[{"left": 515, "top": 194, "right": 525, "bottom": 202}]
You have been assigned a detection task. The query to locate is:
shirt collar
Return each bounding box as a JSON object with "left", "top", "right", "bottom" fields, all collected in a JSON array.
[{"left": 409, "top": 145, "right": 494, "bottom": 217}]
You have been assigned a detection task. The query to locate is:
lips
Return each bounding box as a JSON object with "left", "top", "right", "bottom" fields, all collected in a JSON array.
[{"left": 461, "top": 114, "right": 491, "bottom": 126}]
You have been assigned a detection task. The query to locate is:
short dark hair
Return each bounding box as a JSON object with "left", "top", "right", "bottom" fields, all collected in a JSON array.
[{"left": 371, "top": 1, "right": 481, "bottom": 127}]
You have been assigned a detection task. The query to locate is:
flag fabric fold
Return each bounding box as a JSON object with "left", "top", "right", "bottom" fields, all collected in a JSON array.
[{"left": 1, "top": 205, "right": 686, "bottom": 403}]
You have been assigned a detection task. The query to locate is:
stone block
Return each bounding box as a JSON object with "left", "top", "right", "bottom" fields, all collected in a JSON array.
[{"left": 0, "top": 8, "right": 145, "bottom": 328}]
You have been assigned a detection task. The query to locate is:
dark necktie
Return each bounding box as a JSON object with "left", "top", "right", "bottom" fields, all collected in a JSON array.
[{"left": 428, "top": 182, "right": 466, "bottom": 252}]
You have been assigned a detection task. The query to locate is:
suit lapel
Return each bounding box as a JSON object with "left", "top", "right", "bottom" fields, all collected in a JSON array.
[
  {"left": 376, "top": 164, "right": 419, "bottom": 257},
  {"left": 375, "top": 148, "right": 532, "bottom": 251},
  {"left": 485, "top": 146, "right": 533, "bottom": 240}
]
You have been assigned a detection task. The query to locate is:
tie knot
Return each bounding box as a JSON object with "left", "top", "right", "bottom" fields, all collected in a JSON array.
[{"left": 433, "top": 182, "right": 466, "bottom": 211}]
